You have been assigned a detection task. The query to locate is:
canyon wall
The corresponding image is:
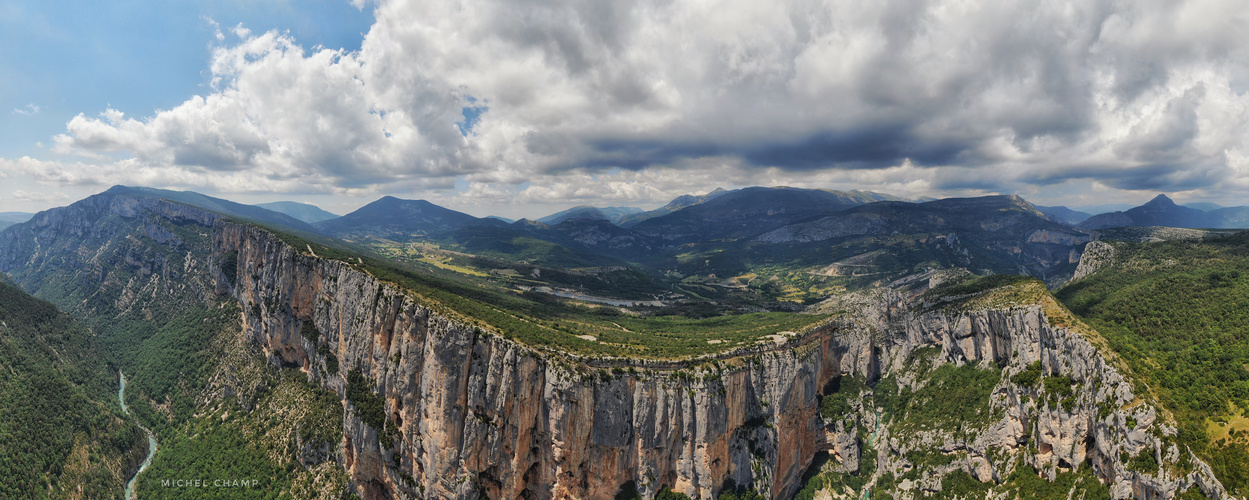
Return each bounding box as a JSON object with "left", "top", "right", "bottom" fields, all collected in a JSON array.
[
  {"left": 215, "top": 220, "right": 1228, "bottom": 500},
  {"left": 216, "top": 221, "right": 846, "bottom": 499}
]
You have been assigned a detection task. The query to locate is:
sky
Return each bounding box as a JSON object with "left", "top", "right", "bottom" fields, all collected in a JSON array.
[{"left": 2, "top": 0, "right": 1248, "bottom": 219}]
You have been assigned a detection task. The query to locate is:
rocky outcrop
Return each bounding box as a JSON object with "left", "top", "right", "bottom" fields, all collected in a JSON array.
[
  {"left": 1072, "top": 240, "right": 1115, "bottom": 281},
  {"left": 888, "top": 308, "right": 1226, "bottom": 499}
]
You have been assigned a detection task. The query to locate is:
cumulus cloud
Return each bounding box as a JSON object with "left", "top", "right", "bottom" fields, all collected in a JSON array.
[{"left": 38, "top": 0, "right": 1249, "bottom": 208}]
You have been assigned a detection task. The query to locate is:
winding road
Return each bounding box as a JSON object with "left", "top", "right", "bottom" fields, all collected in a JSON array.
[{"left": 119, "top": 371, "right": 157, "bottom": 500}]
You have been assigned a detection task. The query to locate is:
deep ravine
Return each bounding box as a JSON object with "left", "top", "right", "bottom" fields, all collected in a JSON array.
[{"left": 119, "top": 371, "right": 157, "bottom": 500}]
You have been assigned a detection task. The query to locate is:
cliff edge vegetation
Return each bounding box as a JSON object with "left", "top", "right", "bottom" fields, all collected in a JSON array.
[{"left": 1057, "top": 231, "right": 1249, "bottom": 497}]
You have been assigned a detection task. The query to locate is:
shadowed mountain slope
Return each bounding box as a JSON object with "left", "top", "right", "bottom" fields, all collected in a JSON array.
[
  {"left": 630, "top": 186, "right": 905, "bottom": 243},
  {"left": 536, "top": 205, "right": 643, "bottom": 225},
  {"left": 1079, "top": 194, "right": 1249, "bottom": 230},
  {"left": 1036, "top": 205, "right": 1092, "bottom": 225},
  {"left": 315, "top": 196, "right": 506, "bottom": 240},
  {"left": 254, "top": 201, "right": 339, "bottom": 223}
]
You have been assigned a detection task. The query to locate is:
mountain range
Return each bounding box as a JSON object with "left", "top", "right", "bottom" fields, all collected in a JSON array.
[
  {"left": 202, "top": 190, "right": 1249, "bottom": 243},
  {"left": 1079, "top": 194, "right": 1249, "bottom": 230}
]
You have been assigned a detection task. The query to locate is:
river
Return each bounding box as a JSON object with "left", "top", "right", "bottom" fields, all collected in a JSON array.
[{"left": 118, "top": 371, "right": 157, "bottom": 500}]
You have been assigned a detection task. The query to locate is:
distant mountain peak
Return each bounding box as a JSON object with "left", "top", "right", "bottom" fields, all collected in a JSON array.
[
  {"left": 1076, "top": 192, "right": 1244, "bottom": 230},
  {"left": 1145, "top": 194, "right": 1176, "bottom": 207},
  {"left": 315, "top": 195, "right": 502, "bottom": 239}
]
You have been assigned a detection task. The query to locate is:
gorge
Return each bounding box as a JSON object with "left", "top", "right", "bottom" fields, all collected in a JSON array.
[{"left": 0, "top": 189, "right": 1236, "bottom": 499}]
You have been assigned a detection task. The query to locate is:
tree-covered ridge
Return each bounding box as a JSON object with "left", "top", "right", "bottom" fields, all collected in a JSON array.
[
  {"left": 0, "top": 280, "right": 146, "bottom": 498},
  {"left": 1057, "top": 231, "right": 1249, "bottom": 496}
]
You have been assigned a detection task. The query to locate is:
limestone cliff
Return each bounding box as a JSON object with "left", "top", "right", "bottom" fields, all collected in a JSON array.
[
  {"left": 215, "top": 221, "right": 1228, "bottom": 499},
  {"left": 215, "top": 221, "right": 843, "bottom": 499}
]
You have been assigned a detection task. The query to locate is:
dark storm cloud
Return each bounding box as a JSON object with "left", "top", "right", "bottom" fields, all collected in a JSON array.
[
  {"left": 30, "top": 0, "right": 1249, "bottom": 205},
  {"left": 740, "top": 127, "right": 970, "bottom": 170},
  {"left": 1099, "top": 164, "right": 1228, "bottom": 192},
  {"left": 576, "top": 125, "right": 971, "bottom": 172}
]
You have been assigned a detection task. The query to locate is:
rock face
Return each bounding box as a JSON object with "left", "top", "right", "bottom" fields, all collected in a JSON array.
[
  {"left": 216, "top": 221, "right": 1227, "bottom": 500},
  {"left": 1072, "top": 240, "right": 1115, "bottom": 282},
  {"left": 216, "top": 222, "right": 843, "bottom": 499},
  {"left": 890, "top": 307, "right": 1226, "bottom": 499},
  {"left": 0, "top": 194, "right": 1230, "bottom": 499}
]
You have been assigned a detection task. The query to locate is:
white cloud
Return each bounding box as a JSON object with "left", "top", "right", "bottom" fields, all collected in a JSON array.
[
  {"left": 8, "top": 190, "right": 69, "bottom": 202},
  {"left": 41, "top": 0, "right": 1249, "bottom": 209},
  {"left": 12, "top": 103, "right": 39, "bottom": 116},
  {"left": 9, "top": 189, "right": 69, "bottom": 204}
]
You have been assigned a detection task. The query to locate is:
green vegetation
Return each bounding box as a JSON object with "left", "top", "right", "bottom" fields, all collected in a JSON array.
[
  {"left": 300, "top": 322, "right": 320, "bottom": 343},
  {"left": 363, "top": 235, "right": 662, "bottom": 299},
  {"left": 716, "top": 487, "right": 765, "bottom": 500},
  {"left": 1012, "top": 361, "right": 1042, "bottom": 387},
  {"left": 819, "top": 376, "right": 865, "bottom": 420},
  {"left": 1056, "top": 232, "right": 1249, "bottom": 495},
  {"left": 0, "top": 280, "right": 145, "bottom": 498},
  {"left": 272, "top": 229, "right": 832, "bottom": 359},
  {"left": 4, "top": 211, "right": 355, "bottom": 498},
  {"left": 138, "top": 369, "right": 347, "bottom": 499},
  {"left": 346, "top": 368, "right": 386, "bottom": 431},
  {"left": 4, "top": 214, "right": 243, "bottom": 435},
  {"left": 925, "top": 273, "right": 1038, "bottom": 300},
  {"left": 1044, "top": 375, "right": 1077, "bottom": 411},
  {"left": 1126, "top": 448, "right": 1159, "bottom": 473},
  {"left": 793, "top": 474, "right": 824, "bottom": 500},
  {"left": 317, "top": 345, "right": 339, "bottom": 374},
  {"left": 796, "top": 451, "right": 1113, "bottom": 500},
  {"left": 219, "top": 250, "right": 239, "bottom": 286},
  {"left": 654, "top": 487, "right": 694, "bottom": 500},
  {"left": 933, "top": 470, "right": 991, "bottom": 500},
  {"left": 125, "top": 303, "right": 241, "bottom": 436},
  {"left": 876, "top": 357, "right": 1002, "bottom": 433},
  {"left": 998, "top": 462, "right": 1110, "bottom": 499}
]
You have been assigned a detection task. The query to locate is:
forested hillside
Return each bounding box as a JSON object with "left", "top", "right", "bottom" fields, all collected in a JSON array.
[
  {"left": 0, "top": 279, "right": 146, "bottom": 498},
  {"left": 1057, "top": 232, "right": 1249, "bottom": 497}
]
